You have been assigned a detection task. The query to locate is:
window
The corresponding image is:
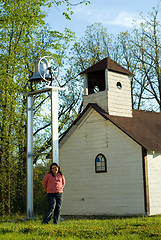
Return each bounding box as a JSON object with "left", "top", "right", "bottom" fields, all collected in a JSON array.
[
  {"left": 95, "top": 154, "right": 107, "bottom": 173},
  {"left": 116, "top": 82, "right": 122, "bottom": 90}
]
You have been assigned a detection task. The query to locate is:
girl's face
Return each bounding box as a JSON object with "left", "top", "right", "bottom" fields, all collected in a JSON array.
[{"left": 52, "top": 165, "right": 58, "bottom": 175}]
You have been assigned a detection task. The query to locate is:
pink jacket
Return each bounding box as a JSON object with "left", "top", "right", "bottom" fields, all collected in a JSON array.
[{"left": 42, "top": 173, "right": 65, "bottom": 193}]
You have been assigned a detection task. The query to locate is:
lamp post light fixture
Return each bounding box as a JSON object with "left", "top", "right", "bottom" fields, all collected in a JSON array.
[{"left": 26, "top": 56, "right": 62, "bottom": 219}]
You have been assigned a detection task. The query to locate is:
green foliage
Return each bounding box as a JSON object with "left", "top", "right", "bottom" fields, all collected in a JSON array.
[
  {"left": 0, "top": 0, "right": 51, "bottom": 215},
  {"left": 33, "top": 164, "right": 48, "bottom": 215},
  {"left": 2, "top": 0, "right": 161, "bottom": 218},
  {"left": 1, "top": 215, "right": 161, "bottom": 239},
  {"left": 0, "top": 0, "right": 86, "bottom": 215},
  {"left": 49, "top": 0, "right": 90, "bottom": 20}
]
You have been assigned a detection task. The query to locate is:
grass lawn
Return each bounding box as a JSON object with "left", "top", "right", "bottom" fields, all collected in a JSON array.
[{"left": 0, "top": 215, "right": 161, "bottom": 239}]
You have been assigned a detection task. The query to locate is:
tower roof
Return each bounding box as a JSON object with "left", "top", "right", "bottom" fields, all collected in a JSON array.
[{"left": 79, "top": 57, "right": 134, "bottom": 76}]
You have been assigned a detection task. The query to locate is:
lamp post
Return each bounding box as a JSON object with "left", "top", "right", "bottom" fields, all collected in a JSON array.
[{"left": 26, "top": 57, "right": 61, "bottom": 218}]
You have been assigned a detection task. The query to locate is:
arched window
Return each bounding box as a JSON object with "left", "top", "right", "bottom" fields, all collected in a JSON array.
[{"left": 95, "top": 154, "right": 107, "bottom": 173}]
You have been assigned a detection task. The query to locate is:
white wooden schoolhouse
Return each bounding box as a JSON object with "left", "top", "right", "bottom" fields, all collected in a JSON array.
[{"left": 59, "top": 57, "right": 161, "bottom": 216}]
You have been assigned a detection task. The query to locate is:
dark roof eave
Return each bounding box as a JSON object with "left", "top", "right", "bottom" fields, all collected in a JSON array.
[
  {"left": 59, "top": 103, "right": 94, "bottom": 143},
  {"left": 60, "top": 103, "right": 161, "bottom": 151},
  {"left": 87, "top": 104, "right": 148, "bottom": 149}
]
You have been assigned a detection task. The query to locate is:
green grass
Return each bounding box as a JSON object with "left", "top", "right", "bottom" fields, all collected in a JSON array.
[{"left": 0, "top": 215, "right": 161, "bottom": 239}]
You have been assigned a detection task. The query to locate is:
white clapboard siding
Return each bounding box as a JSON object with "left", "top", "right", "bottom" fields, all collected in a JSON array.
[
  {"left": 83, "top": 70, "right": 132, "bottom": 117},
  {"left": 60, "top": 109, "right": 145, "bottom": 216},
  {"left": 147, "top": 151, "right": 161, "bottom": 215},
  {"left": 83, "top": 91, "right": 108, "bottom": 112},
  {"left": 108, "top": 71, "right": 132, "bottom": 117}
]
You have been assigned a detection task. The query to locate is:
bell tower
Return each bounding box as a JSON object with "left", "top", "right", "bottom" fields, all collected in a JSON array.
[{"left": 80, "top": 57, "right": 134, "bottom": 117}]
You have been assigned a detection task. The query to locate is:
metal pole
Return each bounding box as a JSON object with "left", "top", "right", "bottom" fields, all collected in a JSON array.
[
  {"left": 51, "top": 88, "right": 59, "bottom": 164},
  {"left": 27, "top": 95, "right": 34, "bottom": 218},
  {"left": 26, "top": 86, "right": 61, "bottom": 219}
]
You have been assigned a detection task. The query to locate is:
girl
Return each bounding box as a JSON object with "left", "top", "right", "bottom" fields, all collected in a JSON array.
[{"left": 42, "top": 162, "right": 65, "bottom": 224}]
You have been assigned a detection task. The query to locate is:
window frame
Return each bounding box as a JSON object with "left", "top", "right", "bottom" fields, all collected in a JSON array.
[{"left": 95, "top": 153, "right": 107, "bottom": 173}]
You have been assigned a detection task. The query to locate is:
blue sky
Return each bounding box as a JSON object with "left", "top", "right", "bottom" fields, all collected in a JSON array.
[{"left": 45, "top": 0, "right": 160, "bottom": 38}]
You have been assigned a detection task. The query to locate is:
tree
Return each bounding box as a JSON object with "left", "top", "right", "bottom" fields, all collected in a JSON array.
[
  {"left": 129, "top": 5, "right": 161, "bottom": 111},
  {"left": 48, "top": 0, "right": 90, "bottom": 19},
  {"left": 0, "top": 0, "right": 90, "bottom": 215},
  {"left": 63, "top": 23, "right": 114, "bottom": 113},
  {"left": 68, "top": 2, "right": 161, "bottom": 112},
  {"left": 0, "top": 0, "right": 49, "bottom": 215}
]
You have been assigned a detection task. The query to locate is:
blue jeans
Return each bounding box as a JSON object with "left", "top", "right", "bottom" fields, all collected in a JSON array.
[{"left": 42, "top": 193, "right": 63, "bottom": 224}]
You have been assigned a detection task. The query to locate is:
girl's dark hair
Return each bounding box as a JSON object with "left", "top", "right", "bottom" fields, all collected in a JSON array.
[{"left": 49, "top": 162, "right": 63, "bottom": 176}]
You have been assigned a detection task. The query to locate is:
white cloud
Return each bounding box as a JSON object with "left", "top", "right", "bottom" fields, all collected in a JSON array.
[
  {"left": 74, "top": 5, "right": 139, "bottom": 29},
  {"left": 109, "top": 12, "right": 136, "bottom": 27}
]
